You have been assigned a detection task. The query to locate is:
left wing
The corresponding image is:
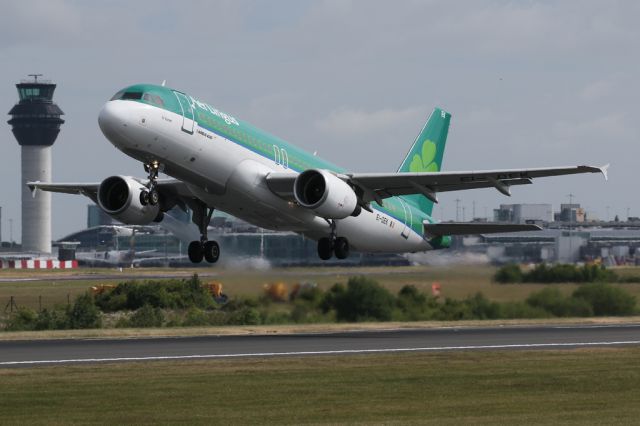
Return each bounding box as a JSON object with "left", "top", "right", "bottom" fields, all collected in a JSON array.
[{"left": 267, "top": 164, "right": 608, "bottom": 205}]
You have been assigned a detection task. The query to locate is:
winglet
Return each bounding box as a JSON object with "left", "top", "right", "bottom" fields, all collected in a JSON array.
[
  {"left": 27, "top": 181, "right": 39, "bottom": 197},
  {"left": 599, "top": 163, "right": 610, "bottom": 181}
]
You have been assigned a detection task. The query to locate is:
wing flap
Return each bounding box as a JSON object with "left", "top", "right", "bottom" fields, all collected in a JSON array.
[{"left": 423, "top": 222, "right": 542, "bottom": 237}]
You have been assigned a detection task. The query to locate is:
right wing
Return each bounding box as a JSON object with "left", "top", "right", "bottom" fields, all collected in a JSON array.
[
  {"left": 27, "top": 178, "right": 196, "bottom": 206},
  {"left": 27, "top": 182, "right": 102, "bottom": 203}
]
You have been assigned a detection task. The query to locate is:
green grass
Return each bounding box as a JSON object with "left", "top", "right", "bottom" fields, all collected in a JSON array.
[{"left": 1, "top": 348, "right": 639, "bottom": 424}]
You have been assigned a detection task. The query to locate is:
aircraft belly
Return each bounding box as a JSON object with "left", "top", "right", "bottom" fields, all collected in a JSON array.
[{"left": 336, "top": 210, "right": 430, "bottom": 253}]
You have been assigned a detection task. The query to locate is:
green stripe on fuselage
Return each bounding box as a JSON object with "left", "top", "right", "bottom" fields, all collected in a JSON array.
[{"left": 118, "top": 84, "right": 431, "bottom": 237}]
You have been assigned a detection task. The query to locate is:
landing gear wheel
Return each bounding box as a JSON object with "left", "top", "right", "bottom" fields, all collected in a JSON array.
[
  {"left": 188, "top": 241, "right": 204, "bottom": 263},
  {"left": 334, "top": 237, "right": 350, "bottom": 260},
  {"left": 149, "top": 188, "right": 159, "bottom": 206},
  {"left": 203, "top": 240, "right": 220, "bottom": 263},
  {"left": 143, "top": 160, "right": 161, "bottom": 203},
  {"left": 188, "top": 200, "right": 217, "bottom": 265},
  {"left": 139, "top": 190, "right": 150, "bottom": 206},
  {"left": 318, "top": 238, "right": 334, "bottom": 260}
]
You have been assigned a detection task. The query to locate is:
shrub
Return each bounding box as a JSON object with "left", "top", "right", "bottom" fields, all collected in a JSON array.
[
  {"left": 68, "top": 293, "right": 102, "bottom": 329},
  {"left": 127, "top": 304, "right": 164, "bottom": 328},
  {"left": 526, "top": 287, "right": 593, "bottom": 317},
  {"left": 331, "top": 277, "right": 395, "bottom": 322},
  {"left": 434, "top": 298, "right": 473, "bottom": 321},
  {"left": 465, "top": 293, "right": 502, "bottom": 319},
  {"left": 396, "top": 285, "right": 437, "bottom": 321},
  {"left": 182, "top": 307, "right": 209, "bottom": 326},
  {"left": 35, "top": 307, "right": 70, "bottom": 330},
  {"left": 227, "top": 307, "right": 261, "bottom": 325},
  {"left": 295, "top": 286, "right": 324, "bottom": 306},
  {"left": 524, "top": 264, "right": 617, "bottom": 283},
  {"left": 4, "top": 307, "right": 37, "bottom": 331},
  {"left": 498, "top": 302, "right": 549, "bottom": 319},
  {"left": 321, "top": 283, "right": 346, "bottom": 313},
  {"left": 95, "top": 275, "right": 215, "bottom": 312},
  {"left": 494, "top": 264, "right": 523, "bottom": 283},
  {"left": 573, "top": 283, "right": 636, "bottom": 316}
]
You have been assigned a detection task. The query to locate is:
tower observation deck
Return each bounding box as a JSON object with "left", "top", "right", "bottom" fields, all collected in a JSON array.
[{"left": 7, "top": 74, "right": 65, "bottom": 253}]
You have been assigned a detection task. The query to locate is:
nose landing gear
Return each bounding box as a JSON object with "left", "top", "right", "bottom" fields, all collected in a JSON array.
[
  {"left": 317, "top": 220, "right": 350, "bottom": 260},
  {"left": 187, "top": 201, "right": 220, "bottom": 264}
]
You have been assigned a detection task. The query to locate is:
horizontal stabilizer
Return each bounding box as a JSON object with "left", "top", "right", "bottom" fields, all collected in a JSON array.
[{"left": 423, "top": 222, "right": 542, "bottom": 237}]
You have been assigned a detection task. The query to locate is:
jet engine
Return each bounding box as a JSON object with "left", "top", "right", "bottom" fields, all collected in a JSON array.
[
  {"left": 294, "top": 169, "right": 359, "bottom": 219},
  {"left": 97, "top": 175, "right": 160, "bottom": 225}
]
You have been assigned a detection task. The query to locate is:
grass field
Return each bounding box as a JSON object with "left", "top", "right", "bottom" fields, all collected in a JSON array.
[
  {"left": 3, "top": 265, "right": 640, "bottom": 312},
  {"left": 1, "top": 348, "right": 639, "bottom": 424}
]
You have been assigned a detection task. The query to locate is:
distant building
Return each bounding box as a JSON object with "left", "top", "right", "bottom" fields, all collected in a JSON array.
[
  {"left": 555, "top": 204, "right": 586, "bottom": 222},
  {"left": 87, "top": 205, "right": 116, "bottom": 228},
  {"left": 493, "top": 204, "right": 553, "bottom": 224}
]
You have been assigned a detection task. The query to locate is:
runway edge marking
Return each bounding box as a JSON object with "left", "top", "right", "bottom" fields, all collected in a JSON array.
[{"left": 2, "top": 340, "right": 640, "bottom": 366}]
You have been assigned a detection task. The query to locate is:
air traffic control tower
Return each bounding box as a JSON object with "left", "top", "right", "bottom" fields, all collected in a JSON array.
[{"left": 8, "top": 75, "right": 64, "bottom": 253}]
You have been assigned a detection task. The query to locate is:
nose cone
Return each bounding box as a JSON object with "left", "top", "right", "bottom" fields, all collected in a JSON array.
[{"left": 98, "top": 101, "right": 129, "bottom": 145}]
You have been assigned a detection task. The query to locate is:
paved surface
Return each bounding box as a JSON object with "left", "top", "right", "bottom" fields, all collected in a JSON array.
[
  {"left": 0, "top": 272, "right": 220, "bottom": 283},
  {"left": 1, "top": 324, "right": 639, "bottom": 367}
]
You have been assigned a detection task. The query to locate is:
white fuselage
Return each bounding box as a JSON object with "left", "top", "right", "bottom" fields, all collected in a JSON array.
[{"left": 98, "top": 100, "right": 431, "bottom": 253}]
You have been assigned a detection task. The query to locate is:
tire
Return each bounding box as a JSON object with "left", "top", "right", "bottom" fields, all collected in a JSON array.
[
  {"left": 188, "top": 241, "right": 204, "bottom": 263},
  {"left": 149, "top": 188, "right": 160, "bottom": 206},
  {"left": 203, "top": 240, "right": 220, "bottom": 263},
  {"left": 334, "top": 237, "right": 350, "bottom": 260},
  {"left": 139, "top": 190, "right": 150, "bottom": 206},
  {"left": 317, "top": 237, "right": 333, "bottom": 260}
]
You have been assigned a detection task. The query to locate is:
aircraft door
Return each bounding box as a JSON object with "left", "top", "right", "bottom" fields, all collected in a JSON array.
[{"left": 172, "top": 91, "right": 196, "bottom": 134}]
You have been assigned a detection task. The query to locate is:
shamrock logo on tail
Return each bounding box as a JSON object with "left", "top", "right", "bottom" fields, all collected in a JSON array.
[{"left": 409, "top": 139, "right": 439, "bottom": 172}]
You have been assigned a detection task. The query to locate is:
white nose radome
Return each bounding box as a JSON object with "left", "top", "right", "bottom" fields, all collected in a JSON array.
[{"left": 98, "top": 100, "right": 130, "bottom": 142}]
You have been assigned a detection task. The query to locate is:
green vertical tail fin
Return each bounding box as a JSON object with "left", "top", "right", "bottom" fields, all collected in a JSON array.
[{"left": 397, "top": 107, "right": 451, "bottom": 216}]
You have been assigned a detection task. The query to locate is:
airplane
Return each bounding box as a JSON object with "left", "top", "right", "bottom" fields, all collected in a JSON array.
[
  {"left": 28, "top": 83, "right": 609, "bottom": 264},
  {"left": 73, "top": 226, "right": 185, "bottom": 267}
]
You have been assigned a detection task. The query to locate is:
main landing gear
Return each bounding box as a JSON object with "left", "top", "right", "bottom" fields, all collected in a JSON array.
[
  {"left": 317, "top": 220, "right": 350, "bottom": 260},
  {"left": 140, "top": 160, "right": 160, "bottom": 206},
  {"left": 188, "top": 201, "right": 220, "bottom": 264}
]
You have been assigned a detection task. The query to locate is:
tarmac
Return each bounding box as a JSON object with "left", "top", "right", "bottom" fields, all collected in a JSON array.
[{"left": 1, "top": 323, "right": 639, "bottom": 367}]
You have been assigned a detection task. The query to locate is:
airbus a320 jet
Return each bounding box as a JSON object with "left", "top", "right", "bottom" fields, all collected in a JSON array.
[{"left": 29, "top": 84, "right": 608, "bottom": 263}]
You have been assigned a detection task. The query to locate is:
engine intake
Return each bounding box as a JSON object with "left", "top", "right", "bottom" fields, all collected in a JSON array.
[
  {"left": 97, "top": 175, "right": 160, "bottom": 225},
  {"left": 294, "top": 169, "right": 359, "bottom": 219}
]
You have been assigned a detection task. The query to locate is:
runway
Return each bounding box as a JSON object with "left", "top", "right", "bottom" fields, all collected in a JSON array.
[{"left": 1, "top": 324, "right": 639, "bottom": 367}]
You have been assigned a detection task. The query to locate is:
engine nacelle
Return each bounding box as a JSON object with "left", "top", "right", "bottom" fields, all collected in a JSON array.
[
  {"left": 97, "top": 175, "right": 160, "bottom": 225},
  {"left": 293, "top": 169, "right": 359, "bottom": 219}
]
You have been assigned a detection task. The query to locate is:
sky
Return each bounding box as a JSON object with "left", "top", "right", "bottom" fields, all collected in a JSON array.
[{"left": 1, "top": 0, "right": 638, "bottom": 241}]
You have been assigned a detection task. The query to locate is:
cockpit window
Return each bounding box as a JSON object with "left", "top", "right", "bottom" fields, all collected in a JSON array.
[
  {"left": 121, "top": 92, "right": 143, "bottom": 100},
  {"left": 110, "top": 90, "right": 125, "bottom": 101},
  {"left": 143, "top": 93, "right": 165, "bottom": 107}
]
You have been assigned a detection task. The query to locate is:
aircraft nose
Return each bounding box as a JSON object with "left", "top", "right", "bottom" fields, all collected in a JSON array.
[{"left": 98, "top": 101, "right": 127, "bottom": 138}]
